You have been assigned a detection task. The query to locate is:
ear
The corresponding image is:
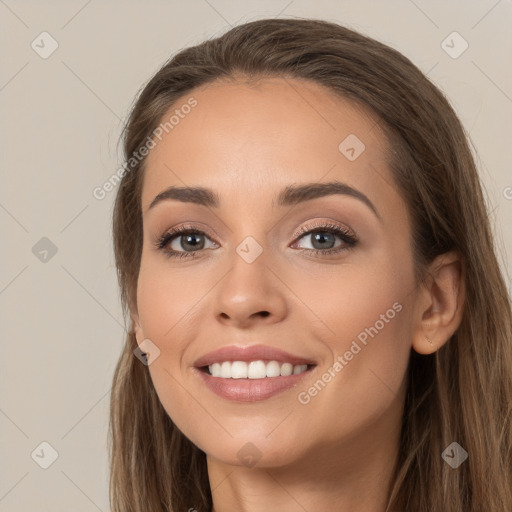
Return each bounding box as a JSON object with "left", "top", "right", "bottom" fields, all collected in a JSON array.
[{"left": 411, "top": 251, "right": 465, "bottom": 355}]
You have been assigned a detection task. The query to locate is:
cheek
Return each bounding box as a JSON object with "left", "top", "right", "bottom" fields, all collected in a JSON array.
[
  {"left": 292, "top": 248, "right": 414, "bottom": 351},
  {"left": 136, "top": 255, "right": 202, "bottom": 343},
  {"left": 135, "top": 256, "right": 211, "bottom": 436},
  {"left": 289, "top": 251, "right": 415, "bottom": 417}
]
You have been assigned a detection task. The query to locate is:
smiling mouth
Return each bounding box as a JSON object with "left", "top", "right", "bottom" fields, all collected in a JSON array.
[{"left": 199, "top": 360, "right": 316, "bottom": 379}]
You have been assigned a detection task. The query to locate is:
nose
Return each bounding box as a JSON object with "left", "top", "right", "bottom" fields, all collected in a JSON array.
[{"left": 214, "top": 249, "right": 288, "bottom": 329}]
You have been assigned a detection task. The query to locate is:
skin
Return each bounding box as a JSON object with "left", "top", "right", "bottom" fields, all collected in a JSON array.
[{"left": 132, "top": 77, "right": 464, "bottom": 512}]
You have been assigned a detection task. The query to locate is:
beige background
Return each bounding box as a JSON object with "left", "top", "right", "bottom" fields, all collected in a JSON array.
[{"left": 1, "top": 0, "right": 511, "bottom": 510}]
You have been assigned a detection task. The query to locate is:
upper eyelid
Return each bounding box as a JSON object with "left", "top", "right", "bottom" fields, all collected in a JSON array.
[
  {"left": 163, "top": 222, "right": 350, "bottom": 236},
  {"left": 294, "top": 221, "right": 356, "bottom": 237}
]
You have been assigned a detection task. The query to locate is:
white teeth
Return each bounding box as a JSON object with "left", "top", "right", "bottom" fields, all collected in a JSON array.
[
  {"left": 231, "top": 361, "right": 248, "bottom": 379},
  {"left": 220, "top": 361, "right": 231, "bottom": 378},
  {"left": 281, "top": 362, "right": 293, "bottom": 376},
  {"left": 248, "top": 360, "right": 266, "bottom": 379},
  {"left": 266, "top": 360, "right": 281, "bottom": 377},
  {"left": 207, "top": 360, "right": 309, "bottom": 378},
  {"left": 293, "top": 364, "right": 306, "bottom": 375},
  {"left": 210, "top": 362, "right": 221, "bottom": 376}
]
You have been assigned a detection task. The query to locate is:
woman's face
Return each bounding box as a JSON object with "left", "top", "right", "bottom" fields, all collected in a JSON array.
[{"left": 133, "top": 77, "right": 419, "bottom": 469}]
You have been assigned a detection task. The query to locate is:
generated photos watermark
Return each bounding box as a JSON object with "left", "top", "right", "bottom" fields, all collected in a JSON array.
[
  {"left": 93, "top": 96, "right": 197, "bottom": 200},
  {"left": 297, "top": 301, "right": 403, "bottom": 405}
]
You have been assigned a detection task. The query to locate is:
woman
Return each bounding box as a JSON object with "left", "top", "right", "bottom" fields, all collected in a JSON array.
[{"left": 109, "top": 18, "right": 512, "bottom": 512}]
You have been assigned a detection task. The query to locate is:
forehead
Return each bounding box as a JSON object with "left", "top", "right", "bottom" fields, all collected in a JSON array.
[{"left": 140, "top": 77, "right": 395, "bottom": 214}]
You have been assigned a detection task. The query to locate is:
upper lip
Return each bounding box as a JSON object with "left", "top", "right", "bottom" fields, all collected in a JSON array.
[{"left": 193, "top": 344, "right": 316, "bottom": 368}]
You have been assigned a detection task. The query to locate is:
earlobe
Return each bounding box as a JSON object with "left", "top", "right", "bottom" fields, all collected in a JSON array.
[{"left": 411, "top": 251, "right": 465, "bottom": 355}]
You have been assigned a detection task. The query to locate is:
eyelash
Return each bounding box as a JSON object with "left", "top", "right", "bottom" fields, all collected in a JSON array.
[{"left": 154, "top": 222, "right": 358, "bottom": 260}]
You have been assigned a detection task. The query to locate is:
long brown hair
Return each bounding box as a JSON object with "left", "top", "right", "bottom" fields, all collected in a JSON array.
[{"left": 109, "top": 18, "right": 512, "bottom": 511}]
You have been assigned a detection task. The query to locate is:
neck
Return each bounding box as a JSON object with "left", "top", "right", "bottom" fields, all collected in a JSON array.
[{"left": 207, "top": 404, "right": 402, "bottom": 512}]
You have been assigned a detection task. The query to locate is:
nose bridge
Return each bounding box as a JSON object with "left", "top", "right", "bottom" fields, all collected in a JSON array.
[
  {"left": 227, "top": 231, "right": 270, "bottom": 300},
  {"left": 235, "top": 233, "right": 266, "bottom": 265},
  {"left": 213, "top": 227, "right": 287, "bottom": 325},
  {"left": 223, "top": 201, "right": 273, "bottom": 266}
]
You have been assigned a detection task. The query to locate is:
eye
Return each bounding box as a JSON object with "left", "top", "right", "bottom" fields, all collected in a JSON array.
[
  {"left": 292, "top": 222, "right": 357, "bottom": 256},
  {"left": 154, "top": 225, "right": 217, "bottom": 259},
  {"left": 154, "top": 221, "right": 358, "bottom": 260}
]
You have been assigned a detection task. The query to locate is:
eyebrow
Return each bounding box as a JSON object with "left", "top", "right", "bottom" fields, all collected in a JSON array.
[{"left": 147, "top": 181, "right": 381, "bottom": 220}]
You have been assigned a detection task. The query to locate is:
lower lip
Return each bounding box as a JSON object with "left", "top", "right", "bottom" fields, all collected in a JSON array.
[{"left": 194, "top": 367, "right": 315, "bottom": 402}]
